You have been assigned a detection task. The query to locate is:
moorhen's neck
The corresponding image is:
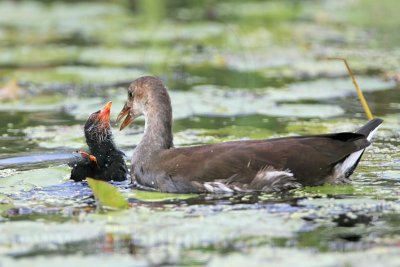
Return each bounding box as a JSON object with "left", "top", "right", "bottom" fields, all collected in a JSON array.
[{"left": 139, "top": 92, "right": 173, "bottom": 152}]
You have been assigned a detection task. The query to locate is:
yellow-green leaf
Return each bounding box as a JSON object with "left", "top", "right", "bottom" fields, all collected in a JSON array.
[
  {"left": 87, "top": 178, "right": 129, "bottom": 209},
  {"left": 301, "top": 184, "right": 356, "bottom": 195},
  {"left": 133, "top": 189, "right": 196, "bottom": 202}
]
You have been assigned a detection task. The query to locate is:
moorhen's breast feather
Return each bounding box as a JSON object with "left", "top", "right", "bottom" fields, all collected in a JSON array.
[{"left": 102, "top": 149, "right": 128, "bottom": 182}]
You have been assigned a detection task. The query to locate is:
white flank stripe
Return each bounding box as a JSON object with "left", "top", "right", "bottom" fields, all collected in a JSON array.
[
  {"left": 203, "top": 182, "right": 234, "bottom": 193},
  {"left": 264, "top": 170, "right": 293, "bottom": 180}
]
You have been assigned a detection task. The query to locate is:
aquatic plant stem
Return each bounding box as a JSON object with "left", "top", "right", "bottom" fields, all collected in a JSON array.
[{"left": 328, "top": 57, "right": 374, "bottom": 120}]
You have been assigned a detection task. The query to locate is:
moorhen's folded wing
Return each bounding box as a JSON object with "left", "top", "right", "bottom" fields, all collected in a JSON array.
[{"left": 147, "top": 133, "right": 368, "bottom": 192}]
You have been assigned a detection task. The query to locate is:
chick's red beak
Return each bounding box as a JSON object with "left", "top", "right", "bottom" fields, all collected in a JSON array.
[
  {"left": 98, "top": 101, "right": 112, "bottom": 126},
  {"left": 116, "top": 103, "right": 133, "bottom": 131}
]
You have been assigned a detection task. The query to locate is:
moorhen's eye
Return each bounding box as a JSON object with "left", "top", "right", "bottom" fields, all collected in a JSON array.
[{"left": 128, "top": 92, "right": 133, "bottom": 98}]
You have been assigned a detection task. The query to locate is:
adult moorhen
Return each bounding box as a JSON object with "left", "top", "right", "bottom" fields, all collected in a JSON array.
[
  {"left": 70, "top": 101, "right": 127, "bottom": 182},
  {"left": 117, "top": 76, "right": 383, "bottom": 193}
]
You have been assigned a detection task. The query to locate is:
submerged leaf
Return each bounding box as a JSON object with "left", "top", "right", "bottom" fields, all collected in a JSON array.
[
  {"left": 133, "top": 190, "right": 195, "bottom": 202},
  {"left": 297, "top": 184, "right": 374, "bottom": 196},
  {"left": 86, "top": 178, "right": 129, "bottom": 209},
  {"left": 300, "top": 184, "right": 356, "bottom": 195}
]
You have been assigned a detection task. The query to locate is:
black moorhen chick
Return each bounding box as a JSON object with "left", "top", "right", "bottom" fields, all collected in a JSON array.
[
  {"left": 70, "top": 101, "right": 127, "bottom": 182},
  {"left": 117, "top": 76, "right": 383, "bottom": 193}
]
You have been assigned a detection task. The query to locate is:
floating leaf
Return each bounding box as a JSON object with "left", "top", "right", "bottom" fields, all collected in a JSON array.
[
  {"left": 23, "top": 125, "right": 84, "bottom": 149},
  {"left": 86, "top": 178, "right": 129, "bottom": 209},
  {"left": 297, "top": 184, "right": 374, "bottom": 196},
  {"left": 133, "top": 190, "right": 195, "bottom": 202},
  {"left": 300, "top": 184, "right": 356, "bottom": 195},
  {"left": 0, "top": 166, "right": 69, "bottom": 195}
]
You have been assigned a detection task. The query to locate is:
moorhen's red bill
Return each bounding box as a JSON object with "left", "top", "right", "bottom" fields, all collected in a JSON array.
[
  {"left": 70, "top": 101, "right": 127, "bottom": 182},
  {"left": 117, "top": 76, "right": 383, "bottom": 193}
]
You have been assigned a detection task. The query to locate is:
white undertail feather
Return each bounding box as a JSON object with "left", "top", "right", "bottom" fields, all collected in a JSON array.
[
  {"left": 337, "top": 150, "right": 364, "bottom": 177},
  {"left": 366, "top": 126, "right": 380, "bottom": 142},
  {"left": 336, "top": 125, "right": 381, "bottom": 178}
]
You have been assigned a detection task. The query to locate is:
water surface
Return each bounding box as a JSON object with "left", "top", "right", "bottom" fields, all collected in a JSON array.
[{"left": 0, "top": 0, "right": 399, "bottom": 266}]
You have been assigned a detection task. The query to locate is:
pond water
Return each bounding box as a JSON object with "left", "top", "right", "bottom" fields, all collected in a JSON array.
[{"left": 0, "top": 0, "right": 399, "bottom": 266}]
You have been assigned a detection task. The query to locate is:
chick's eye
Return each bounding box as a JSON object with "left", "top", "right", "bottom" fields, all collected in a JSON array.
[{"left": 128, "top": 91, "right": 133, "bottom": 98}]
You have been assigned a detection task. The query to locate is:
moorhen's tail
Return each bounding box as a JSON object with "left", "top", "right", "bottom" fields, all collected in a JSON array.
[
  {"left": 339, "top": 118, "right": 383, "bottom": 179},
  {"left": 356, "top": 118, "right": 384, "bottom": 141}
]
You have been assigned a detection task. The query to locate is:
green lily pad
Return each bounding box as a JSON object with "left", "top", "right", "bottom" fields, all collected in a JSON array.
[
  {"left": 12, "top": 66, "right": 145, "bottom": 84},
  {"left": 169, "top": 86, "right": 345, "bottom": 118},
  {"left": 23, "top": 125, "right": 84, "bottom": 149},
  {"left": 0, "top": 220, "right": 106, "bottom": 256},
  {"left": 132, "top": 189, "right": 195, "bottom": 202},
  {"left": 267, "top": 77, "right": 395, "bottom": 102},
  {"left": 208, "top": 245, "right": 400, "bottom": 267},
  {"left": 298, "top": 197, "right": 389, "bottom": 209},
  {"left": 300, "top": 184, "right": 357, "bottom": 195},
  {"left": 78, "top": 47, "right": 176, "bottom": 67},
  {"left": 0, "top": 166, "right": 69, "bottom": 195},
  {"left": 260, "top": 103, "right": 344, "bottom": 118},
  {"left": 0, "top": 46, "right": 79, "bottom": 67},
  {"left": 0, "top": 94, "right": 65, "bottom": 112},
  {"left": 87, "top": 178, "right": 129, "bottom": 210}
]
